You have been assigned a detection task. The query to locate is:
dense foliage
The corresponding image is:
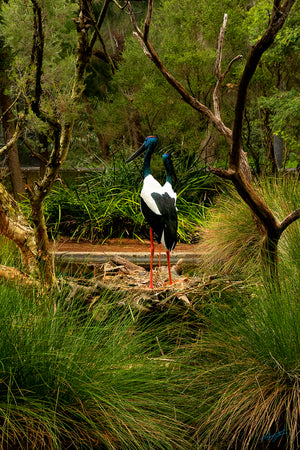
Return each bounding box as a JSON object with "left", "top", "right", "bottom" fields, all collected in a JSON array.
[{"left": 1, "top": 0, "right": 298, "bottom": 171}]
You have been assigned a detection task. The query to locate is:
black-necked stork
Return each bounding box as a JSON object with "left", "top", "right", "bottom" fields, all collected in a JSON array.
[{"left": 126, "top": 136, "right": 178, "bottom": 288}]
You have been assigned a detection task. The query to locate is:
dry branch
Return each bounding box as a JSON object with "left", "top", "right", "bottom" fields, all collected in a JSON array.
[
  {"left": 0, "top": 114, "right": 24, "bottom": 157},
  {"left": 213, "top": 14, "right": 242, "bottom": 120},
  {"left": 128, "top": 1, "right": 234, "bottom": 141}
]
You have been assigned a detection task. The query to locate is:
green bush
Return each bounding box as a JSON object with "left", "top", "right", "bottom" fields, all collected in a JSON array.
[{"left": 42, "top": 158, "right": 212, "bottom": 243}]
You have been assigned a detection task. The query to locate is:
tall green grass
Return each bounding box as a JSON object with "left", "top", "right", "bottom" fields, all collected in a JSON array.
[
  {"left": 184, "top": 238, "right": 300, "bottom": 449},
  {"left": 0, "top": 236, "right": 22, "bottom": 268},
  {"left": 0, "top": 283, "right": 194, "bottom": 449}
]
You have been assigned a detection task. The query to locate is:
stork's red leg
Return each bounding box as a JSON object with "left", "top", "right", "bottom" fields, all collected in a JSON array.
[
  {"left": 149, "top": 227, "right": 154, "bottom": 289},
  {"left": 166, "top": 250, "right": 172, "bottom": 285},
  {"left": 158, "top": 243, "right": 162, "bottom": 267}
]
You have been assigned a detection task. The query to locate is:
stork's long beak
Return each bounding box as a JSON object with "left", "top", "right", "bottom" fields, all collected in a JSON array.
[{"left": 125, "top": 142, "right": 146, "bottom": 163}]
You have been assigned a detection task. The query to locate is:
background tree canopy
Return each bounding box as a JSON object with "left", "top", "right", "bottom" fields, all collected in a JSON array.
[{"left": 1, "top": 0, "right": 299, "bottom": 173}]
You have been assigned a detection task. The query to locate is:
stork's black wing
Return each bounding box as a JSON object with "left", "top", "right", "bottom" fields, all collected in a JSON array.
[
  {"left": 140, "top": 197, "right": 165, "bottom": 243},
  {"left": 141, "top": 192, "right": 177, "bottom": 251}
]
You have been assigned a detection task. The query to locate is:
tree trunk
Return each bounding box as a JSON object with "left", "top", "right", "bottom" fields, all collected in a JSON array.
[
  {"left": 0, "top": 78, "right": 25, "bottom": 199},
  {"left": 273, "top": 134, "right": 284, "bottom": 170},
  {"left": 26, "top": 3, "right": 92, "bottom": 285},
  {"left": 0, "top": 183, "right": 37, "bottom": 272}
]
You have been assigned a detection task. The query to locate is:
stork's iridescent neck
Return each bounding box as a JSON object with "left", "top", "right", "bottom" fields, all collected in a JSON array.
[
  {"left": 142, "top": 136, "right": 157, "bottom": 178},
  {"left": 162, "top": 153, "right": 173, "bottom": 184}
]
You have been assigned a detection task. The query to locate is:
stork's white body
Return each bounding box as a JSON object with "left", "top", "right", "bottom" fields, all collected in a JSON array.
[{"left": 140, "top": 174, "right": 177, "bottom": 252}]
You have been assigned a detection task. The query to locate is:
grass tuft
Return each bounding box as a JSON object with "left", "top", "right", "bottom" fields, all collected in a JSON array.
[
  {"left": 0, "top": 283, "right": 193, "bottom": 449},
  {"left": 185, "top": 250, "right": 300, "bottom": 449},
  {"left": 196, "top": 175, "right": 300, "bottom": 278}
]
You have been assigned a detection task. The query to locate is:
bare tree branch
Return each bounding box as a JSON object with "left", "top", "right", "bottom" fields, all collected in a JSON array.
[
  {"left": 208, "top": 166, "right": 234, "bottom": 180},
  {"left": 213, "top": 14, "right": 242, "bottom": 120},
  {"left": 0, "top": 114, "right": 24, "bottom": 157},
  {"left": 127, "top": 1, "right": 234, "bottom": 143},
  {"left": 215, "top": 13, "right": 227, "bottom": 78},
  {"left": 133, "top": 31, "right": 152, "bottom": 58},
  {"left": 0, "top": 91, "right": 21, "bottom": 122},
  {"left": 223, "top": 55, "right": 243, "bottom": 78},
  {"left": 280, "top": 208, "right": 300, "bottom": 233}
]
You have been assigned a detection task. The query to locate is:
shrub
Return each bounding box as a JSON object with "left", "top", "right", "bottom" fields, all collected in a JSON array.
[{"left": 42, "top": 161, "right": 211, "bottom": 243}]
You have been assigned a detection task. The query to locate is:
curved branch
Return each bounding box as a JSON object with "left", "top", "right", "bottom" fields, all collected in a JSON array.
[
  {"left": 0, "top": 91, "right": 21, "bottom": 122},
  {"left": 128, "top": 1, "right": 233, "bottom": 143},
  {"left": 208, "top": 166, "right": 234, "bottom": 180},
  {"left": 223, "top": 55, "right": 243, "bottom": 78},
  {"left": 0, "top": 114, "right": 24, "bottom": 157},
  {"left": 280, "top": 208, "right": 300, "bottom": 233}
]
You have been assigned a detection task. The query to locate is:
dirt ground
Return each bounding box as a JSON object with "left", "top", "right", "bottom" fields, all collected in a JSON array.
[{"left": 53, "top": 237, "right": 198, "bottom": 254}]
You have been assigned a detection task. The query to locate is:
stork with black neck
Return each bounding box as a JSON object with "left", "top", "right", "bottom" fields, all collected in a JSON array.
[{"left": 126, "top": 136, "right": 178, "bottom": 288}]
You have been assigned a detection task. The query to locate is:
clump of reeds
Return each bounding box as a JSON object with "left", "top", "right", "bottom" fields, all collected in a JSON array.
[
  {"left": 0, "top": 282, "right": 194, "bottom": 449},
  {"left": 185, "top": 247, "right": 300, "bottom": 449}
]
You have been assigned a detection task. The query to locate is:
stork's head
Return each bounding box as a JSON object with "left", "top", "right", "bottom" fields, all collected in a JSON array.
[
  {"left": 126, "top": 136, "right": 157, "bottom": 163},
  {"left": 162, "top": 152, "right": 177, "bottom": 183},
  {"left": 162, "top": 152, "right": 172, "bottom": 163}
]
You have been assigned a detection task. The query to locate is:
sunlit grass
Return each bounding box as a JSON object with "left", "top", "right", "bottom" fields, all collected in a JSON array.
[{"left": 196, "top": 175, "right": 300, "bottom": 278}]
